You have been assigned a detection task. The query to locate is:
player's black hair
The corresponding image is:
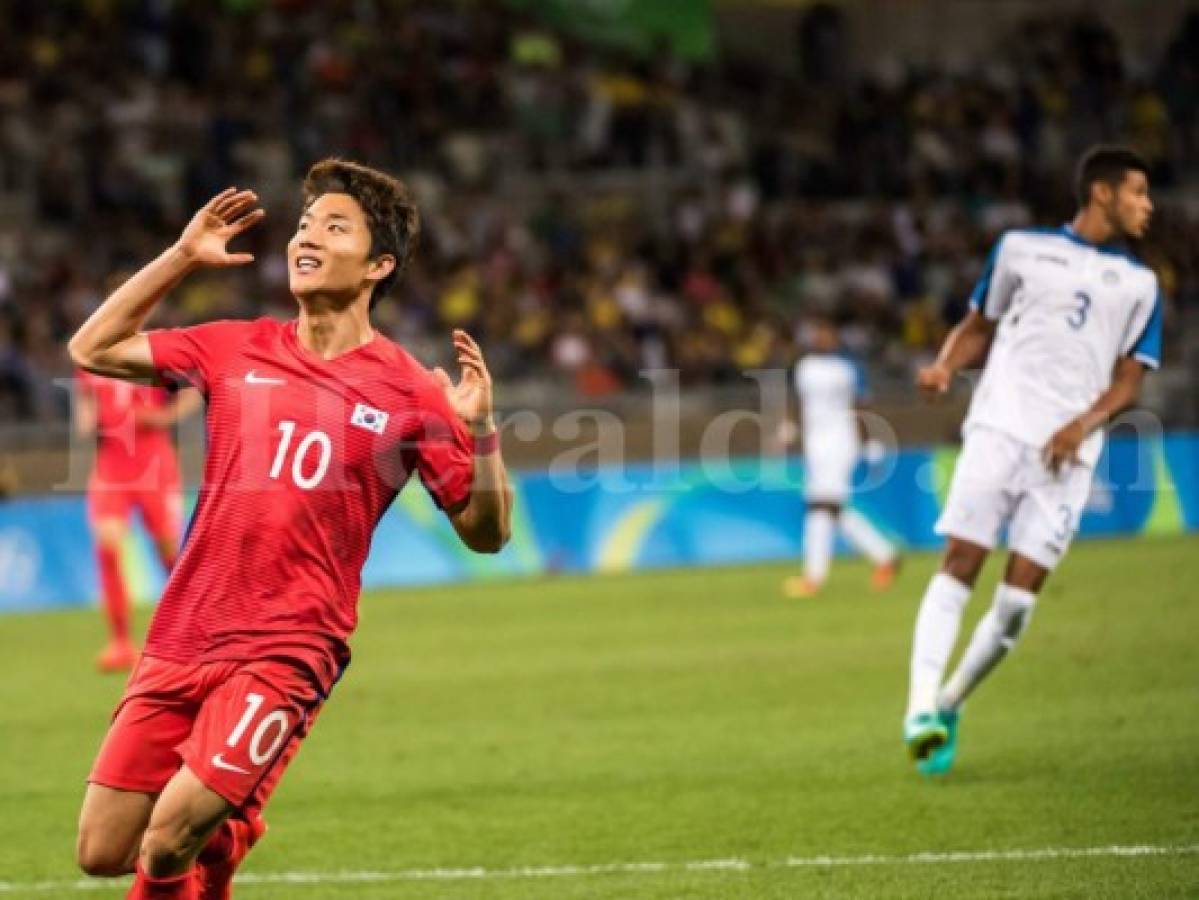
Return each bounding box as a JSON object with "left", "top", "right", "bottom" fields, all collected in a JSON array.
[
  {"left": 1074, "top": 145, "right": 1150, "bottom": 208},
  {"left": 302, "top": 159, "right": 421, "bottom": 309}
]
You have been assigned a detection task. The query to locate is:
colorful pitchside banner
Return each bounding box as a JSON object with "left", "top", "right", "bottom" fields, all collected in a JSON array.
[{"left": 0, "top": 433, "right": 1195, "bottom": 613}]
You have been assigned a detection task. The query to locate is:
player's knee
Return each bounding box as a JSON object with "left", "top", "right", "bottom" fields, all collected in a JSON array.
[
  {"left": 1003, "top": 554, "right": 1049, "bottom": 593},
  {"left": 76, "top": 831, "right": 134, "bottom": 878},
  {"left": 941, "top": 541, "right": 987, "bottom": 586}
]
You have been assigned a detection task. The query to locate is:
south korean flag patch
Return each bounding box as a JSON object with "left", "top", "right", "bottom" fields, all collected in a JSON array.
[{"left": 350, "top": 402, "right": 389, "bottom": 435}]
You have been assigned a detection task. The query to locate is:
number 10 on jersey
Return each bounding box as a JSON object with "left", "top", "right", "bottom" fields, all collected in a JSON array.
[{"left": 269, "top": 420, "right": 332, "bottom": 490}]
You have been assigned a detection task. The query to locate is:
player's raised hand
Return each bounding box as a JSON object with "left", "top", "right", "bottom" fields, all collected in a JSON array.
[
  {"left": 916, "top": 363, "right": 953, "bottom": 400},
  {"left": 1043, "top": 419, "right": 1086, "bottom": 474},
  {"left": 432, "top": 330, "right": 494, "bottom": 429},
  {"left": 174, "top": 188, "right": 265, "bottom": 268}
]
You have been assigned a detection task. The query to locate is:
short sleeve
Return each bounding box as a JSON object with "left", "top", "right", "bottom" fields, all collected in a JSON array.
[
  {"left": 968, "top": 235, "right": 1017, "bottom": 321},
  {"left": 1125, "top": 284, "right": 1163, "bottom": 370},
  {"left": 147, "top": 320, "right": 255, "bottom": 393},
  {"left": 414, "top": 384, "right": 474, "bottom": 512}
]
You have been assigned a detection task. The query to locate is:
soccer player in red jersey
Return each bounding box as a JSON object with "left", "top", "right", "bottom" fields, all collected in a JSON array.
[
  {"left": 75, "top": 370, "right": 199, "bottom": 672},
  {"left": 68, "top": 159, "right": 513, "bottom": 899}
]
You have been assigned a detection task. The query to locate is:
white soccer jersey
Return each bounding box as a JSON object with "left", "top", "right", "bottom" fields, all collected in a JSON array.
[
  {"left": 795, "top": 352, "right": 864, "bottom": 459},
  {"left": 965, "top": 225, "right": 1162, "bottom": 467}
]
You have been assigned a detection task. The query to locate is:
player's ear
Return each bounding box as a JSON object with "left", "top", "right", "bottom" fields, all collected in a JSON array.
[{"left": 366, "top": 253, "right": 396, "bottom": 285}]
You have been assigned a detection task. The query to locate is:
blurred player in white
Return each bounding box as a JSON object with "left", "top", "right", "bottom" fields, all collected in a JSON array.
[
  {"left": 903, "top": 146, "right": 1163, "bottom": 774},
  {"left": 782, "top": 315, "right": 899, "bottom": 599}
]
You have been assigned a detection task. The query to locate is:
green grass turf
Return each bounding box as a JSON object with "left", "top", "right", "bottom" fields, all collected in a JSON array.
[{"left": 1, "top": 536, "right": 1197, "bottom": 898}]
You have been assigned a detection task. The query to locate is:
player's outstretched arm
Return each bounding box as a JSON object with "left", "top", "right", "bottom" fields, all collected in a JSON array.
[
  {"left": 1043, "top": 356, "right": 1146, "bottom": 473},
  {"left": 436, "top": 330, "right": 513, "bottom": 553},
  {"left": 915, "top": 310, "right": 996, "bottom": 398},
  {"left": 69, "top": 189, "right": 264, "bottom": 381}
]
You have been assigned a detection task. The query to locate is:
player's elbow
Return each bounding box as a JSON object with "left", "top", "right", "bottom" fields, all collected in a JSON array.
[
  {"left": 1114, "top": 361, "right": 1146, "bottom": 404},
  {"left": 67, "top": 333, "right": 95, "bottom": 371},
  {"left": 68, "top": 332, "right": 114, "bottom": 375},
  {"left": 453, "top": 490, "right": 512, "bottom": 553},
  {"left": 69, "top": 333, "right": 130, "bottom": 377},
  {"left": 466, "top": 525, "right": 509, "bottom": 554}
]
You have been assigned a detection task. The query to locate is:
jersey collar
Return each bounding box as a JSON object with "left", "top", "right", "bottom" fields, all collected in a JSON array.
[{"left": 1059, "top": 224, "right": 1132, "bottom": 258}]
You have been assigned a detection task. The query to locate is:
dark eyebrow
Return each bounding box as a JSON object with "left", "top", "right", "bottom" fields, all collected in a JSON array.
[{"left": 299, "top": 211, "right": 352, "bottom": 222}]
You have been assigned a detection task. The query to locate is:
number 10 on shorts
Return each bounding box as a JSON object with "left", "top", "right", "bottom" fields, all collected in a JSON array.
[{"left": 227, "top": 692, "right": 291, "bottom": 767}]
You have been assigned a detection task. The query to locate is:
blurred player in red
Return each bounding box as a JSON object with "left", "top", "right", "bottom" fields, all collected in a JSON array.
[
  {"left": 75, "top": 370, "right": 199, "bottom": 672},
  {"left": 69, "top": 160, "right": 513, "bottom": 899}
]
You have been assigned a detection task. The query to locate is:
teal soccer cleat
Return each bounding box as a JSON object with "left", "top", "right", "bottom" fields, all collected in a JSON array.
[
  {"left": 904, "top": 711, "right": 947, "bottom": 764},
  {"left": 917, "top": 708, "right": 960, "bottom": 776}
]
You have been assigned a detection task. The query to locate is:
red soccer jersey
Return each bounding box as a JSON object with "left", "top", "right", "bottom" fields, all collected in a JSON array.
[
  {"left": 78, "top": 369, "right": 177, "bottom": 487},
  {"left": 144, "top": 318, "right": 474, "bottom": 692}
]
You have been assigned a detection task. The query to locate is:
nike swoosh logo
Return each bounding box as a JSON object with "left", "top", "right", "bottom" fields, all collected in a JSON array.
[
  {"left": 245, "top": 371, "right": 285, "bottom": 385},
  {"left": 211, "top": 753, "right": 251, "bottom": 775}
]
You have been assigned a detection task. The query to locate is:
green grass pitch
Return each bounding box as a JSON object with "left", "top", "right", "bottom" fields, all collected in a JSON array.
[{"left": 1, "top": 536, "right": 1197, "bottom": 898}]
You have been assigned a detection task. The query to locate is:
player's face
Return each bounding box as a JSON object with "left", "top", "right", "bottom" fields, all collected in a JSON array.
[
  {"left": 288, "top": 193, "right": 393, "bottom": 304},
  {"left": 809, "top": 321, "right": 838, "bottom": 352},
  {"left": 1110, "top": 170, "right": 1153, "bottom": 240}
]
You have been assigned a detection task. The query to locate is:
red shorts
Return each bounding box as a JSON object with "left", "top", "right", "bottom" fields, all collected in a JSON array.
[
  {"left": 88, "top": 655, "right": 327, "bottom": 815},
  {"left": 88, "top": 481, "right": 183, "bottom": 542}
]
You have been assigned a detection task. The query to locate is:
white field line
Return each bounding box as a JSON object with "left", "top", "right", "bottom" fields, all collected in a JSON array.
[{"left": 2, "top": 843, "right": 1195, "bottom": 893}]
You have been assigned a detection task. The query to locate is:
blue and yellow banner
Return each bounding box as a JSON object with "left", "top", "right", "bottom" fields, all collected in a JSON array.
[{"left": 1, "top": 433, "right": 1196, "bottom": 613}]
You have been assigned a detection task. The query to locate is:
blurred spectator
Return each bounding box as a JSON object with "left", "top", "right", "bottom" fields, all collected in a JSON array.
[{"left": 0, "top": 0, "right": 1195, "bottom": 422}]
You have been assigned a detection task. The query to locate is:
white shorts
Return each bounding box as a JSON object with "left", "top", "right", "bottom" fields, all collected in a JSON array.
[
  {"left": 935, "top": 426, "right": 1094, "bottom": 571},
  {"left": 804, "top": 451, "right": 855, "bottom": 504}
]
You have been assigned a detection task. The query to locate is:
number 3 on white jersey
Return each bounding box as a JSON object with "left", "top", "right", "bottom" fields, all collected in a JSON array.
[
  {"left": 1067, "top": 291, "right": 1091, "bottom": 330},
  {"left": 269, "top": 420, "right": 332, "bottom": 490}
]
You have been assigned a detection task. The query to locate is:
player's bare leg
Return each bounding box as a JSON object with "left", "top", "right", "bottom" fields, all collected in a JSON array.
[
  {"left": 937, "top": 537, "right": 988, "bottom": 587},
  {"left": 784, "top": 501, "right": 841, "bottom": 598},
  {"left": 93, "top": 517, "right": 138, "bottom": 672},
  {"left": 904, "top": 537, "right": 988, "bottom": 763},
  {"left": 136, "top": 763, "right": 268, "bottom": 900},
  {"left": 126, "top": 765, "right": 233, "bottom": 898},
  {"left": 77, "top": 784, "right": 155, "bottom": 877},
  {"left": 999, "top": 552, "right": 1050, "bottom": 593}
]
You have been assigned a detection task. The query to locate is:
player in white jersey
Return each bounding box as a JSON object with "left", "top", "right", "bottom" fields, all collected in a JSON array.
[
  {"left": 903, "top": 146, "right": 1162, "bottom": 774},
  {"left": 782, "top": 316, "right": 899, "bottom": 599}
]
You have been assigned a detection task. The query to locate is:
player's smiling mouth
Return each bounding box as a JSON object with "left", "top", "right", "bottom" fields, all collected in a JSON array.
[{"left": 295, "top": 256, "right": 323, "bottom": 272}]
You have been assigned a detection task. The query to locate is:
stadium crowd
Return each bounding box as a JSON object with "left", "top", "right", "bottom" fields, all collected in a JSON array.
[{"left": 1, "top": 0, "right": 1197, "bottom": 420}]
